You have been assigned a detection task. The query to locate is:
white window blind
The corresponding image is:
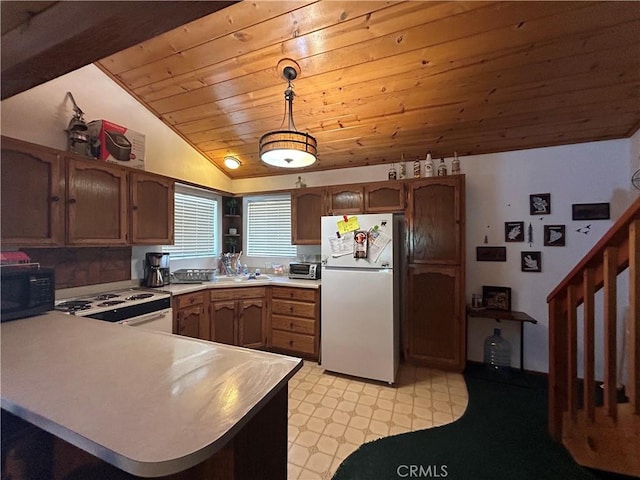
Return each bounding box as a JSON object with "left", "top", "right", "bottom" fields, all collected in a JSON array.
[
  {"left": 163, "top": 184, "right": 218, "bottom": 259},
  {"left": 246, "top": 195, "right": 296, "bottom": 257}
]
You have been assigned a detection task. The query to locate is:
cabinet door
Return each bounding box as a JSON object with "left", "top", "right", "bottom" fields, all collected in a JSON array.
[
  {"left": 176, "top": 305, "right": 203, "bottom": 339},
  {"left": 210, "top": 301, "right": 236, "bottom": 345},
  {"left": 238, "top": 298, "right": 266, "bottom": 349},
  {"left": 326, "top": 185, "right": 364, "bottom": 215},
  {"left": 130, "top": 172, "right": 174, "bottom": 245},
  {"left": 364, "top": 181, "right": 405, "bottom": 212},
  {"left": 408, "top": 177, "right": 463, "bottom": 264},
  {"left": 291, "top": 188, "right": 324, "bottom": 245},
  {"left": 406, "top": 265, "right": 464, "bottom": 371},
  {"left": 66, "top": 158, "right": 128, "bottom": 245},
  {"left": 1, "top": 137, "right": 64, "bottom": 246}
]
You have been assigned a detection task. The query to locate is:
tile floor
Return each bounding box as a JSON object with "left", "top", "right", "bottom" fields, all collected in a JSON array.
[{"left": 287, "top": 361, "right": 469, "bottom": 480}]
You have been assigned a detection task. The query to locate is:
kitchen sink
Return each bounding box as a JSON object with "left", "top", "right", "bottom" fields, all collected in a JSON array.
[{"left": 213, "top": 275, "right": 272, "bottom": 284}]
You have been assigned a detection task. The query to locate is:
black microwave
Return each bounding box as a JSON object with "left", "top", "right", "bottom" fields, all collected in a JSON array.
[{"left": 1, "top": 266, "right": 55, "bottom": 322}]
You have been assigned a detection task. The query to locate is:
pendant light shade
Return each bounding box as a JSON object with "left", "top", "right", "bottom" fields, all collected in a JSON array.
[{"left": 260, "top": 63, "right": 317, "bottom": 168}]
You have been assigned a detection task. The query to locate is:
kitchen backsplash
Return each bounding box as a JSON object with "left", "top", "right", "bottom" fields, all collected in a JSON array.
[{"left": 22, "top": 247, "right": 131, "bottom": 289}]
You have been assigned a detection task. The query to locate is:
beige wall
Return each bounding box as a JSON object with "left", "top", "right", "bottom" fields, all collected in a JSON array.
[{"left": 0, "top": 64, "right": 232, "bottom": 193}]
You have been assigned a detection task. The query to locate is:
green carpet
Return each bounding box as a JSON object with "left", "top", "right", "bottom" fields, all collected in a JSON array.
[{"left": 332, "top": 365, "right": 597, "bottom": 480}]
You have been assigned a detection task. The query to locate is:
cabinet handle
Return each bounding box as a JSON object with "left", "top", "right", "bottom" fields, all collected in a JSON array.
[
  {"left": 289, "top": 340, "right": 294, "bottom": 346},
  {"left": 132, "top": 205, "right": 138, "bottom": 210},
  {"left": 50, "top": 195, "right": 60, "bottom": 202},
  {"left": 289, "top": 306, "right": 293, "bottom": 313},
  {"left": 290, "top": 322, "right": 294, "bottom": 329},
  {"left": 68, "top": 198, "right": 76, "bottom": 204}
]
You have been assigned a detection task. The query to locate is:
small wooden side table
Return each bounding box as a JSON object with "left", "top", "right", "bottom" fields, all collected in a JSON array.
[{"left": 466, "top": 307, "right": 538, "bottom": 371}]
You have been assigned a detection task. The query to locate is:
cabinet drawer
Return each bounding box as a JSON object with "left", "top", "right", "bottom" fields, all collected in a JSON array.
[
  {"left": 210, "top": 287, "right": 266, "bottom": 301},
  {"left": 272, "top": 330, "right": 316, "bottom": 355},
  {"left": 272, "top": 287, "right": 317, "bottom": 302},
  {"left": 272, "top": 299, "right": 316, "bottom": 319},
  {"left": 272, "top": 315, "right": 316, "bottom": 335},
  {"left": 174, "top": 291, "right": 204, "bottom": 309}
]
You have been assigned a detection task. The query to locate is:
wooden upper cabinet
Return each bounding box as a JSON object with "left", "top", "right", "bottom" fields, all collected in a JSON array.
[
  {"left": 66, "top": 157, "right": 128, "bottom": 245},
  {"left": 291, "top": 188, "right": 324, "bottom": 245},
  {"left": 1, "top": 137, "right": 64, "bottom": 246},
  {"left": 364, "top": 181, "right": 405, "bottom": 212},
  {"left": 326, "top": 185, "right": 363, "bottom": 215},
  {"left": 130, "top": 172, "right": 175, "bottom": 245},
  {"left": 408, "top": 176, "right": 464, "bottom": 264}
]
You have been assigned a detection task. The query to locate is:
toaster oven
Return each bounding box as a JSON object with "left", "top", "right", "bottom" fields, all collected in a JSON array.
[{"left": 288, "top": 262, "right": 321, "bottom": 280}]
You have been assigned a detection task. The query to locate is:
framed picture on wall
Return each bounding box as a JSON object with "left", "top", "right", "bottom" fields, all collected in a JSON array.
[
  {"left": 476, "top": 246, "right": 507, "bottom": 262},
  {"left": 530, "top": 193, "right": 551, "bottom": 215},
  {"left": 571, "top": 202, "right": 610, "bottom": 220},
  {"left": 544, "top": 225, "right": 566, "bottom": 246},
  {"left": 482, "top": 286, "right": 512, "bottom": 311},
  {"left": 504, "top": 221, "right": 525, "bottom": 242},
  {"left": 521, "top": 251, "right": 542, "bottom": 272}
]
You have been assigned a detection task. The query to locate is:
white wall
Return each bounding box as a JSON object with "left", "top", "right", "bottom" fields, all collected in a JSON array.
[
  {"left": 3, "top": 63, "right": 637, "bottom": 374},
  {"left": 0, "top": 64, "right": 232, "bottom": 192},
  {"left": 237, "top": 140, "right": 637, "bottom": 374}
]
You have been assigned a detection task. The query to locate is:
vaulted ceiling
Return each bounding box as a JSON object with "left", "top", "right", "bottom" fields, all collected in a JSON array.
[{"left": 3, "top": 1, "right": 640, "bottom": 179}]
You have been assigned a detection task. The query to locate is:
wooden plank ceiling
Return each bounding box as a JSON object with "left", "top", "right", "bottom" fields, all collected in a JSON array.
[{"left": 31, "top": 2, "right": 640, "bottom": 179}]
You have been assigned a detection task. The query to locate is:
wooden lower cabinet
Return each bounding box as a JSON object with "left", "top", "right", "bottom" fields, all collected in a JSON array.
[
  {"left": 209, "top": 287, "right": 267, "bottom": 349},
  {"left": 270, "top": 287, "right": 320, "bottom": 360},
  {"left": 173, "top": 291, "right": 208, "bottom": 338},
  {"left": 173, "top": 286, "right": 320, "bottom": 357},
  {"left": 405, "top": 265, "right": 465, "bottom": 371}
]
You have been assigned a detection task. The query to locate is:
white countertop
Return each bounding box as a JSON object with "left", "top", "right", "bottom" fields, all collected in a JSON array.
[
  {"left": 162, "top": 276, "right": 321, "bottom": 295},
  {"left": 0, "top": 313, "right": 302, "bottom": 477}
]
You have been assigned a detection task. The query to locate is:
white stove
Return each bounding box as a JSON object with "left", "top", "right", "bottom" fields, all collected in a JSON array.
[{"left": 55, "top": 288, "right": 172, "bottom": 331}]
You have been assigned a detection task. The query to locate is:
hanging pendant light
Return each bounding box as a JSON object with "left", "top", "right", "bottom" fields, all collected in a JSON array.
[{"left": 259, "top": 62, "right": 317, "bottom": 168}]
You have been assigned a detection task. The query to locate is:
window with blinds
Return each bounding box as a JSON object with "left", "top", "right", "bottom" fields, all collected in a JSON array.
[
  {"left": 163, "top": 184, "right": 218, "bottom": 259},
  {"left": 246, "top": 195, "right": 296, "bottom": 257}
]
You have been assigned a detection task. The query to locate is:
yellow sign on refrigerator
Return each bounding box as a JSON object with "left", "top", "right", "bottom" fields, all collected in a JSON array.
[{"left": 337, "top": 216, "right": 359, "bottom": 235}]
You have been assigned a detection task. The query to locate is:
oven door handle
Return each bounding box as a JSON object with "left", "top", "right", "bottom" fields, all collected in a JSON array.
[{"left": 120, "top": 310, "right": 171, "bottom": 327}]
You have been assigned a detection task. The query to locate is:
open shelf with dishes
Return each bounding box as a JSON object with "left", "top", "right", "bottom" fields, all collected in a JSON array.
[{"left": 222, "top": 196, "right": 242, "bottom": 253}]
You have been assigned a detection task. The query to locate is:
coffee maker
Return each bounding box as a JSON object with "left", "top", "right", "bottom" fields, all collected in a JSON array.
[{"left": 144, "top": 252, "right": 170, "bottom": 287}]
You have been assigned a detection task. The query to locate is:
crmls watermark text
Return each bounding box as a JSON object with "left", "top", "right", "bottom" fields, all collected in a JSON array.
[{"left": 397, "top": 464, "right": 448, "bottom": 478}]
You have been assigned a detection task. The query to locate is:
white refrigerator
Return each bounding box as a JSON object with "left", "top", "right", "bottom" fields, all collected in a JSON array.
[{"left": 320, "top": 213, "right": 400, "bottom": 384}]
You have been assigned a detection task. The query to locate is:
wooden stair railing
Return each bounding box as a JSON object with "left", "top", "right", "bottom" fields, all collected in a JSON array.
[{"left": 547, "top": 196, "right": 639, "bottom": 477}]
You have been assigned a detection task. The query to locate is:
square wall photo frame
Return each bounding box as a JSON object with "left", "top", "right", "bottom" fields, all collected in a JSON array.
[
  {"left": 530, "top": 193, "right": 551, "bottom": 215},
  {"left": 521, "top": 251, "right": 542, "bottom": 272},
  {"left": 544, "top": 225, "right": 566, "bottom": 246},
  {"left": 505, "top": 221, "right": 525, "bottom": 242},
  {"left": 482, "top": 286, "right": 512, "bottom": 311}
]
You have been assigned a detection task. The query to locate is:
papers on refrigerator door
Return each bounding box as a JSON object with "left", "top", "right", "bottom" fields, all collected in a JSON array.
[
  {"left": 328, "top": 231, "right": 354, "bottom": 257},
  {"left": 367, "top": 226, "right": 391, "bottom": 262}
]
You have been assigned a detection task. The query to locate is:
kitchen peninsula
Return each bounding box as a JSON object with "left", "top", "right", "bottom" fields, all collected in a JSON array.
[{"left": 1, "top": 313, "right": 302, "bottom": 479}]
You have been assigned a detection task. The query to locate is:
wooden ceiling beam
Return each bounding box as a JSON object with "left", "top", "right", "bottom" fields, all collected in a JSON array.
[{"left": 0, "top": 0, "right": 236, "bottom": 100}]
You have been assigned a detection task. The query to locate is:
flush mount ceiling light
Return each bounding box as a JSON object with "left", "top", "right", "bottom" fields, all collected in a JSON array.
[
  {"left": 259, "top": 60, "right": 317, "bottom": 168},
  {"left": 224, "top": 156, "right": 241, "bottom": 169}
]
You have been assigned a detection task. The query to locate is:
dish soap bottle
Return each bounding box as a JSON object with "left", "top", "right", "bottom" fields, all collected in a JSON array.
[
  {"left": 437, "top": 157, "right": 447, "bottom": 176},
  {"left": 424, "top": 151, "right": 434, "bottom": 177},
  {"left": 243, "top": 264, "right": 249, "bottom": 276}
]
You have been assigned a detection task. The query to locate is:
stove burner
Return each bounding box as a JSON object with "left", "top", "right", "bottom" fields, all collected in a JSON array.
[
  {"left": 57, "top": 300, "right": 92, "bottom": 309},
  {"left": 95, "top": 293, "right": 120, "bottom": 300},
  {"left": 98, "top": 300, "right": 126, "bottom": 307},
  {"left": 56, "top": 300, "right": 94, "bottom": 313},
  {"left": 126, "top": 293, "right": 154, "bottom": 300}
]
